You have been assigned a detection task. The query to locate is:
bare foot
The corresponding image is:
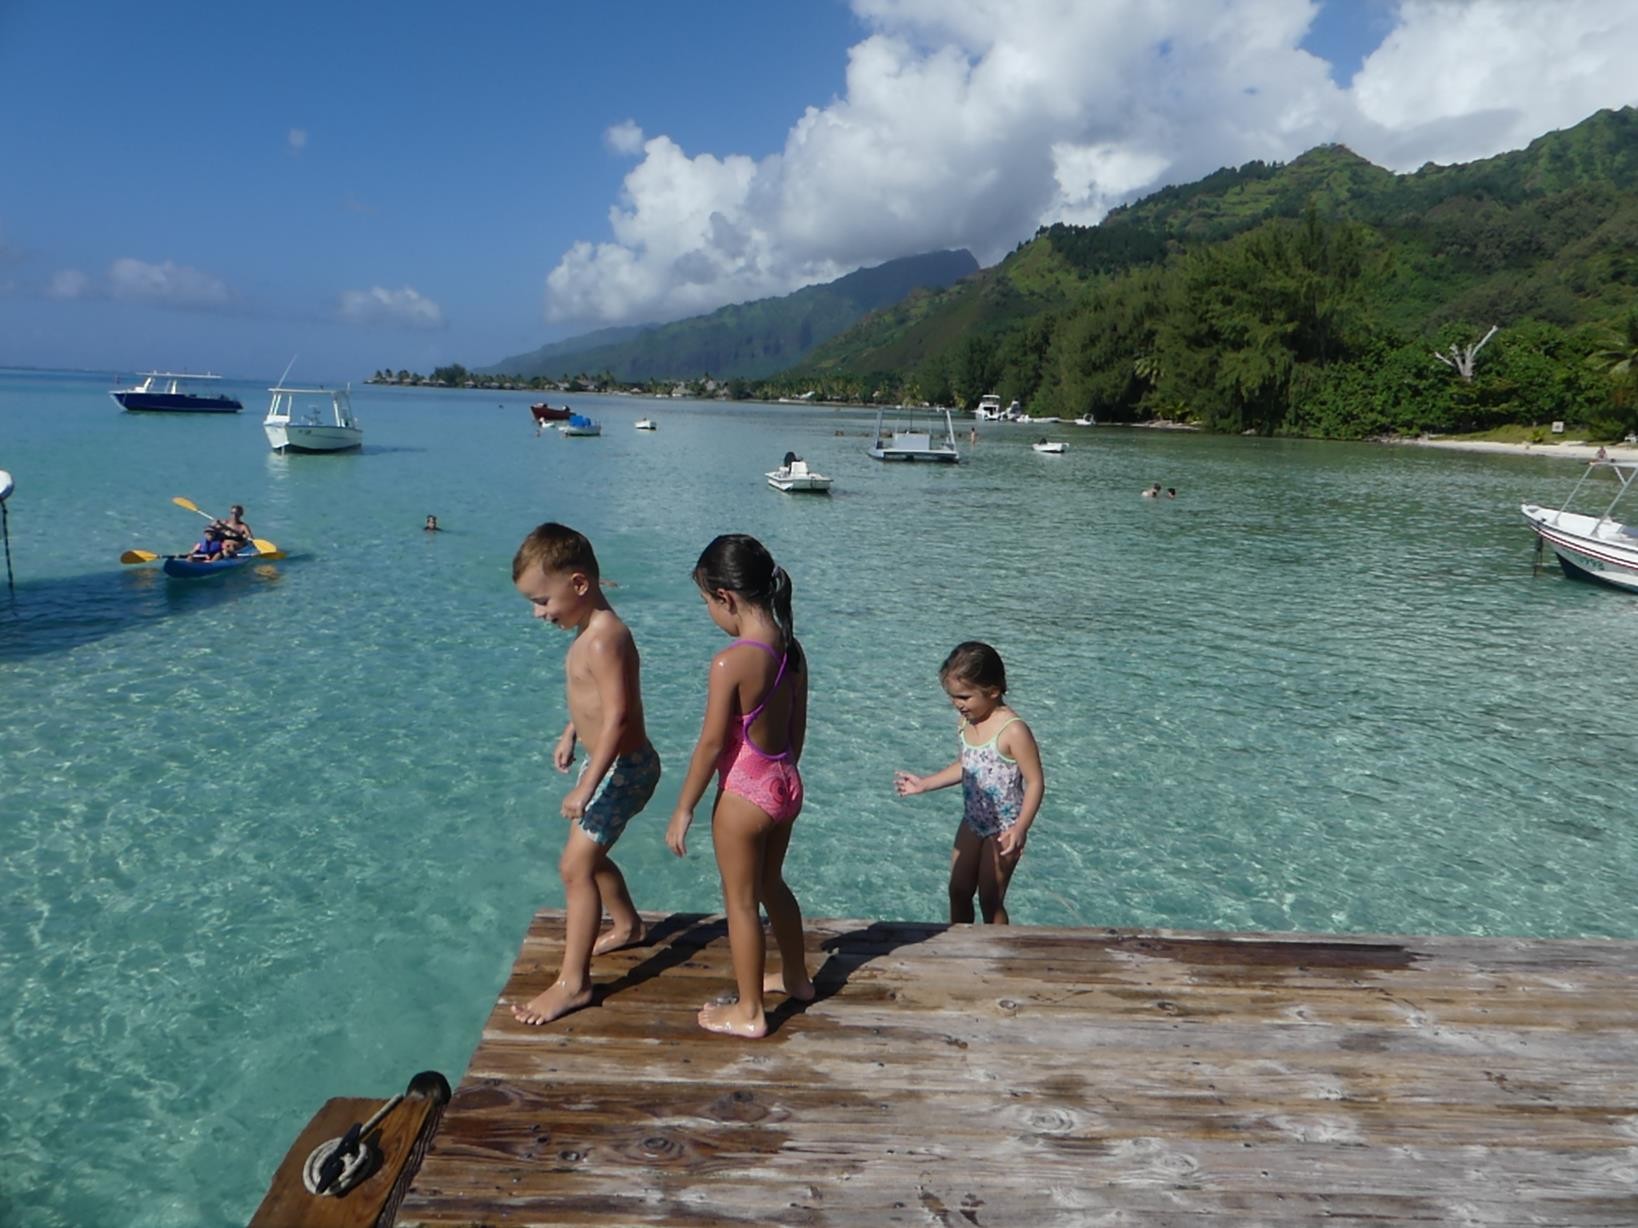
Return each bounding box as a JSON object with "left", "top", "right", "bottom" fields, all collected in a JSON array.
[
  {"left": 511, "top": 980, "right": 594, "bottom": 1025},
  {"left": 592, "top": 923, "right": 645, "bottom": 955},
  {"left": 763, "top": 971, "right": 816, "bottom": 1002},
  {"left": 697, "top": 998, "right": 767, "bottom": 1038}
]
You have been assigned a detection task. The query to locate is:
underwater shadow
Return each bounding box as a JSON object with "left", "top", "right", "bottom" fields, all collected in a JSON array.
[{"left": 0, "top": 561, "right": 286, "bottom": 661}]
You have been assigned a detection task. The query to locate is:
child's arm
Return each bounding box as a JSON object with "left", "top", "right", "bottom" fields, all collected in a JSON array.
[
  {"left": 553, "top": 721, "right": 576, "bottom": 773},
  {"left": 665, "top": 651, "right": 742, "bottom": 856},
  {"left": 996, "top": 721, "right": 1045, "bottom": 859},
  {"left": 894, "top": 759, "right": 962, "bottom": 796},
  {"left": 561, "top": 634, "right": 636, "bottom": 820}
]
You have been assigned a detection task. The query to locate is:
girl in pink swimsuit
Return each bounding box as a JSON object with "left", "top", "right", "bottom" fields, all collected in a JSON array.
[{"left": 666, "top": 534, "right": 814, "bottom": 1038}]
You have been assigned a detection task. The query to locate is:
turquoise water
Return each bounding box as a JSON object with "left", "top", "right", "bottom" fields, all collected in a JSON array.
[{"left": 2, "top": 370, "right": 1635, "bottom": 1224}]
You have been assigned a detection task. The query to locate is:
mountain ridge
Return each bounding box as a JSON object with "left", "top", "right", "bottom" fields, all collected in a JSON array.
[
  {"left": 481, "top": 249, "right": 979, "bottom": 381},
  {"left": 793, "top": 106, "right": 1638, "bottom": 382}
]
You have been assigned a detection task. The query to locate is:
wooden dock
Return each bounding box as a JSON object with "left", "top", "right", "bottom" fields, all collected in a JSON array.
[{"left": 396, "top": 911, "right": 1638, "bottom": 1226}]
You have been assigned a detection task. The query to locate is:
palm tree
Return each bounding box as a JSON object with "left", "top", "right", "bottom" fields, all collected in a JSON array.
[{"left": 1589, "top": 309, "right": 1638, "bottom": 383}]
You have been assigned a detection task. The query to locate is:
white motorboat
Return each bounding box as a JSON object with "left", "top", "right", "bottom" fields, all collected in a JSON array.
[
  {"left": 1072, "top": 414, "right": 1096, "bottom": 427},
  {"left": 1018, "top": 413, "right": 1061, "bottom": 424},
  {"left": 767, "top": 454, "right": 833, "bottom": 493},
  {"left": 975, "top": 393, "right": 1003, "bottom": 421},
  {"left": 1032, "top": 440, "right": 1067, "bottom": 454},
  {"left": 869, "top": 407, "right": 960, "bottom": 463},
  {"left": 1522, "top": 458, "right": 1638, "bottom": 591},
  {"left": 263, "top": 385, "right": 361, "bottom": 453},
  {"left": 559, "top": 414, "right": 602, "bottom": 436},
  {"left": 634, "top": 418, "right": 657, "bottom": 431}
]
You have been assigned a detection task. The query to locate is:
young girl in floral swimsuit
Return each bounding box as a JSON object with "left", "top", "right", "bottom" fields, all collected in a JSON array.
[
  {"left": 896, "top": 642, "right": 1045, "bottom": 925},
  {"left": 667, "top": 534, "right": 813, "bottom": 1037}
]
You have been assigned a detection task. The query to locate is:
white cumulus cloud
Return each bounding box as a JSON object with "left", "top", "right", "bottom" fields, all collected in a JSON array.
[
  {"left": 1345, "top": 0, "right": 1638, "bottom": 168},
  {"left": 338, "top": 285, "right": 445, "bottom": 329},
  {"left": 108, "top": 257, "right": 232, "bottom": 307},
  {"left": 288, "top": 128, "right": 308, "bottom": 154},
  {"left": 544, "top": 0, "right": 1638, "bottom": 329},
  {"left": 47, "top": 269, "right": 90, "bottom": 300},
  {"left": 605, "top": 120, "right": 646, "bottom": 155}
]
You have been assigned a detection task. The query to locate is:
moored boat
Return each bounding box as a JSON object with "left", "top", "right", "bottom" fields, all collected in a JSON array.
[
  {"left": 767, "top": 453, "right": 833, "bottom": 493},
  {"left": 530, "top": 402, "right": 571, "bottom": 424},
  {"left": 975, "top": 393, "right": 1002, "bottom": 421},
  {"left": 869, "top": 407, "right": 960, "bottom": 463},
  {"left": 559, "top": 414, "right": 601, "bottom": 437},
  {"left": 264, "top": 385, "right": 362, "bottom": 453},
  {"left": 110, "top": 371, "right": 241, "bottom": 413},
  {"left": 635, "top": 418, "right": 657, "bottom": 431},
  {"left": 1522, "top": 458, "right": 1638, "bottom": 591}
]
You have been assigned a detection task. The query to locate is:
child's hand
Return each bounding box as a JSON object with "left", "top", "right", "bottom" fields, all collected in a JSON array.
[
  {"left": 561, "top": 783, "right": 592, "bottom": 821},
  {"left": 894, "top": 770, "right": 923, "bottom": 797},
  {"left": 996, "top": 825, "right": 1028, "bottom": 860},
  {"left": 665, "top": 809, "right": 692, "bottom": 857},
  {"left": 553, "top": 734, "right": 576, "bottom": 773}
]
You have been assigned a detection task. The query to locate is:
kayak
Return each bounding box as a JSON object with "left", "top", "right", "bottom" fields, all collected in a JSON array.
[{"left": 162, "top": 548, "right": 268, "bottom": 579}]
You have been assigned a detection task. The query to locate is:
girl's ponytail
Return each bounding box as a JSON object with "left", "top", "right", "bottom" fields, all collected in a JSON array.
[{"left": 767, "top": 564, "right": 803, "bottom": 674}]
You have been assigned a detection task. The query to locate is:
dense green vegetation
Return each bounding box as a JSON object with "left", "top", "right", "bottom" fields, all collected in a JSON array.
[
  {"left": 478, "top": 249, "right": 978, "bottom": 382},
  {"left": 773, "top": 108, "right": 1638, "bottom": 439}
]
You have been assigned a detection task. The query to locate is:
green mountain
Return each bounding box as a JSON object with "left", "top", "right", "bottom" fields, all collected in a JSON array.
[
  {"left": 482, "top": 249, "right": 978, "bottom": 381},
  {"left": 785, "top": 107, "right": 1638, "bottom": 441},
  {"left": 798, "top": 107, "right": 1638, "bottom": 385}
]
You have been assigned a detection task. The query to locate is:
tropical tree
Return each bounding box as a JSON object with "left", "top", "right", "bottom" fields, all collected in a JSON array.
[{"left": 1588, "top": 309, "right": 1638, "bottom": 403}]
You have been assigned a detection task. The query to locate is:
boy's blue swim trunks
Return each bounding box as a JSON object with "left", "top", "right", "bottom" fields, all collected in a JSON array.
[{"left": 575, "top": 743, "right": 661, "bottom": 847}]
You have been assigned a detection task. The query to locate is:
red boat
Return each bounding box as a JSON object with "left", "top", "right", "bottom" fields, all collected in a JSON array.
[{"left": 530, "top": 403, "right": 571, "bottom": 424}]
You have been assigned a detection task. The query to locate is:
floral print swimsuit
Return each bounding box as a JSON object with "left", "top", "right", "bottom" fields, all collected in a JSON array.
[{"left": 959, "top": 716, "right": 1023, "bottom": 838}]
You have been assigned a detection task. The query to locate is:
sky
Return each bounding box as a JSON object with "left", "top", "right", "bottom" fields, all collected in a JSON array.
[{"left": 2, "top": 0, "right": 1637, "bottom": 383}]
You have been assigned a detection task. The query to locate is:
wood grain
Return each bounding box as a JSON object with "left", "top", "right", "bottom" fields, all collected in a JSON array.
[{"left": 395, "top": 911, "right": 1638, "bottom": 1226}]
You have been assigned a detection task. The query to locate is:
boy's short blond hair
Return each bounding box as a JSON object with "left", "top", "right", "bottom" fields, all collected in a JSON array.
[{"left": 513, "top": 522, "right": 601, "bottom": 582}]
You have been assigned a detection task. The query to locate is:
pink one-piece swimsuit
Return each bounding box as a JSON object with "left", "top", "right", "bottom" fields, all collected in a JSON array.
[{"left": 715, "top": 639, "right": 804, "bottom": 822}]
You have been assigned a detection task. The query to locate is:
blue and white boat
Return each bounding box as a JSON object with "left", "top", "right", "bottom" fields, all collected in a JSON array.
[
  {"left": 559, "top": 414, "right": 602, "bottom": 437},
  {"left": 1522, "top": 458, "right": 1638, "bottom": 591},
  {"left": 110, "top": 371, "right": 242, "bottom": 413}
]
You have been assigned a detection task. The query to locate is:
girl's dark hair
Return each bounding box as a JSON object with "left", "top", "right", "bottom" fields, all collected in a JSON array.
[
  {"left": 693, "top": 534, "right": 803, "bottom": 672},
  {"left": 939, "top": 641, "right": 1006, "bottom": 695}
]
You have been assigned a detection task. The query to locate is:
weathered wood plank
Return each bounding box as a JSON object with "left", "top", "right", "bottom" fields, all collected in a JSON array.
[{"left": 396, "top": 911, "right": 1638, "bottom": 1227}]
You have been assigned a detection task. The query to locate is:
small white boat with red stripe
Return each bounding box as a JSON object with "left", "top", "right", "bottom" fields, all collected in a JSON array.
[{"left": 1521, "top": 458, "right": 1638, "bottom": 591}]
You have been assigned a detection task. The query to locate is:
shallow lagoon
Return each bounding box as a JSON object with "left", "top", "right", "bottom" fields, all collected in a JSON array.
[{"left": 2, "top": 371, "right": 1635, "bottom": 1224}]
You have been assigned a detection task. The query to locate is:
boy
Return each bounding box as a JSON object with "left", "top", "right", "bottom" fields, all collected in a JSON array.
[{"left": 510, "top": 523, "right": 661, "bottom": 1024}]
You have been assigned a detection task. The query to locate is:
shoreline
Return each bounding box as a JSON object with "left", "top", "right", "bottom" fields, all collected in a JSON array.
[{"left": 1382, "top": 435, "right": 1638, "bottom": 462}]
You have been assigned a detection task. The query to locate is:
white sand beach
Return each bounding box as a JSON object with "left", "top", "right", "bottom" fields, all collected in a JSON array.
[{"left": 1386, "top": 435, "right": 1638, "bottom": 462}]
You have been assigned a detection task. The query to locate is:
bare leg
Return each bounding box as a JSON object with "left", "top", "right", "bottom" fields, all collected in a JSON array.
[
  {"left": 948, "top": 823, "right": 983, "bottom": 924},
  {"left": 513, "top": 830, "right": 603, "bottom": 1024},
  {"left": 759, "top": 817, "right": 814, "bottom": 1001},
  {"left": 591, "top": 858, "right": 644, "bottom": 954},
  {"left": 976, "top": 836, "right": 1022, "bottom": 925},
  {"left": 698, "top": 794, "right": 774, "bottom": 1037}
]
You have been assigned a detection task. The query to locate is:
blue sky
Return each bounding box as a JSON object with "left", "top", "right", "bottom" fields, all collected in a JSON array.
[{"left": 1, "top": 0, "right": 1634, "bottom": 382}]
